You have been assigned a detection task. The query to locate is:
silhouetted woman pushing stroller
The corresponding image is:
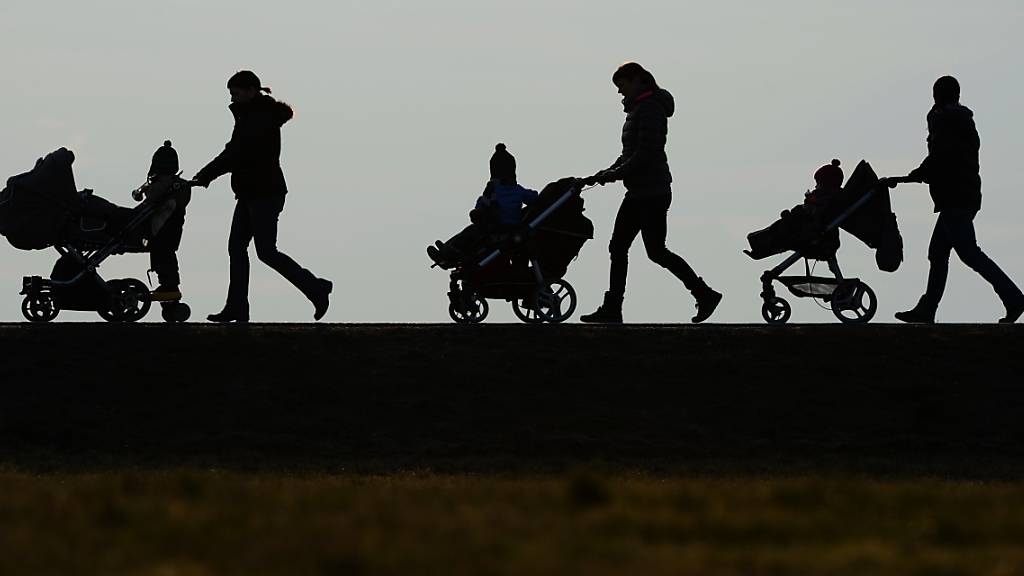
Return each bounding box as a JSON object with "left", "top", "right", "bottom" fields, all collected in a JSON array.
[
  {"left": 580, "top": 63, "right": 722, "bottom": 324},
  {"left": 193, "top": 71, "right": 332, "bottom": 323}
]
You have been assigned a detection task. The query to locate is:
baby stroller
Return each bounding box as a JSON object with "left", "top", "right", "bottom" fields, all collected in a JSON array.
[
  {"left": 0, "top": 148, "right": 193, "bottom": 323},
  {"left": 745, "top": 161, "right": 904, "bottom": 324},
  {"left": 442, "top": 178, "right": 594, "bottom": 324}
]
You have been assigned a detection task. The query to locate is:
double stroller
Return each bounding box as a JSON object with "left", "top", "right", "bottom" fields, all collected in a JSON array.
[
  {"left": 0, "top": 147, "right": 193, "bottom": 323},
  {"left": 440, "top": 178, "right": 594, "bottom": 324},
  {"left": 745, "top": 161, "right": 904, "bottom": 324}
]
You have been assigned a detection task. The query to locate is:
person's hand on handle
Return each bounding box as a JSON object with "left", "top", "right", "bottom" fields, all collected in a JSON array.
[
  {"left": 580, "top": 171, "right": 612, "bottom": 188},
  {"left": 189, "top": 175, "right": 210, "bottom": 189},
  {"left": 879, "top": 175, "right": 920, "bottom": 189}
]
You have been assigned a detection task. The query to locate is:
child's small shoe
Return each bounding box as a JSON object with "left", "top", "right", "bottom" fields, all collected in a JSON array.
[
  {"left": 150, "top": 285, "right": 182, "bottom": 302},
  {"left": 427, "top": 245, "right": 457, "bottom": 269}
]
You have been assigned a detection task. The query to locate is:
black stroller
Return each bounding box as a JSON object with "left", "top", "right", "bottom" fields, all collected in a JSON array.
[
  {"left": 745, "top": 161, "right": 904, "bottom": 324},
  {"left": 441, "top": 178, "right": 594, "bottom": 324},
  {"left": 0, "top": 148, "right": 193, "bottom": 323}
]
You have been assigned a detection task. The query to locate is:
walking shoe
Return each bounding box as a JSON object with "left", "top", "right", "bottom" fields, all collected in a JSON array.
[
  {"left": 149, "top": 285, "right": 182, "bottom": 302},
  {"left": 692, "top": 289, "right": 723, "bottom": 324},
  {"left": 313, "top": 279, "right": 333, "bottom": 321},
  {"left": 1000, "top": 299, "right": 1024, "bottom": 324},
  {"left": 580, "top": 292, "right": 623, "bottom": 324},
  {"left": 207, "top": 310, "right": 249, "bottom": 323},
  {"left": 895, "top": 308, "right": 935, "bottom": 324}
]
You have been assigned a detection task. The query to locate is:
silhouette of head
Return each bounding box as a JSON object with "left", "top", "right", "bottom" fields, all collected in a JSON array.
[
  {"left": 149, "top": 140, "right": 179, "bottom": 178},
  {"left": 613, "top": 62, "right": 658, "bottom": 101},
  {"left": 933, "top": 76, "right": 961, "bottom": 106},
  {"left": 490, "top": 143, "right": 516, "bottom": 184},
  {"left": 814, "top": 159, "right": 843, "bottom": 190},
  {"left": 227, "top": 70, "right": 271, "bottom": 104}
]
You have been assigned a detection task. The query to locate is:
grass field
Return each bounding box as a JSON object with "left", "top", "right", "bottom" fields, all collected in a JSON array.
[
  {"left": 4, "top": 472, "right": 1024, "bottom": 576},
  {"left": 1, "top": 324, "right": 1022, "bottom": 574}
]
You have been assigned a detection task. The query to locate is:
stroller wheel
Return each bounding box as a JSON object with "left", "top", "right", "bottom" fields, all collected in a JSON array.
[
  {"left": 100, "top": 279, "right": 152, "bottom": 323},
  {"left": 21, "top": 293, "right": 60, "bottom": 323},
  {"left": 512, "top": 298, "right": 545, "bottom": 324},
  {"left": 762, "top": 297, "right": 792, "bottom": 325},
  {"left": 449, "top": 294, "right": 489, "bottom": 324},
  {"left": 831, "top": 280, "right": 877, "bottom": 324},
  {"left": 161, "top": 302, "right": 191, "bottom": 323},
  {"left": 515, "top": 280, "right": 577, "bottom": 324}
]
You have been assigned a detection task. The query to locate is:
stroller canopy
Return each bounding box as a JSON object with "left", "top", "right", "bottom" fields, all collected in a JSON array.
[
  {"left": 0, "top": 148, "right": 86, "bottom": 250},
  {"left": 836, "top": 161, "right": 904, "bottom": 272}
]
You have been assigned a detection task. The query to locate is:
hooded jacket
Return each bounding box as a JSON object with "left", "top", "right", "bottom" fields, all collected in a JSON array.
[
  {"left": 601, "top": 88, "right": 675, "bottom": 194},
  {"left": 195, "top": 94, "right": 294, "bottom": 198},
  {"left": 908, "top": 103, "right": 982, "bottom": 213}
]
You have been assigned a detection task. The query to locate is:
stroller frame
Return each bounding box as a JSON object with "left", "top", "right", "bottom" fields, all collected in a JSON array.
[
  {"left": 20, "top": 179, "right": 193, "bottom": 324},
  {"left": 447, "top": 183, "right": 585, "bottom": 324},
  {"left": 750, "top": 184, "right": 882, "bottom": 325}
]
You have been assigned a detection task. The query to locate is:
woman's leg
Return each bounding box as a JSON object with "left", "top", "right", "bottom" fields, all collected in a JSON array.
[
  {"left": 581, "top": 196, "right": 642, "bottom": 323},
  {"left": 607, "top": 195, "right": 644, "bottom": 299},
  {"left": 224, "top": 199, "right": 254, "bottom": 314},
  {"left": 248, "top": 194, "right": 323, "bottom": 303},
  {"left": 638, "top": 194, "right": 706, "bottom": 295}
]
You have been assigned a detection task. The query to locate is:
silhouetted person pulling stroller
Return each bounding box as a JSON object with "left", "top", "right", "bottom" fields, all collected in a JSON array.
[
  {"left": 193, "top": 71, "right": 332, "bottom": 323},
  {"left": 883, "top": 76, "right": 1024, "bottom": 324},
  {"left": 580, "top": 62, "right": 722, "bottom": 324}
]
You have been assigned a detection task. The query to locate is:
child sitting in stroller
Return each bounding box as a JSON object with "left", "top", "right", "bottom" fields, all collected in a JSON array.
[
  {"left": 427, "top": 143, "right": 538, "bottom": 269},
  {"left": 748, "top": 159, "right": 845, "bottom": 262}
]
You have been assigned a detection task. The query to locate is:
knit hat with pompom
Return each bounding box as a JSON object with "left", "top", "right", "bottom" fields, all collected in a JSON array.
[
  {"left": 814, "top": 159, "right": 843, "bottom": 189},
  {"left": 489, "top": 143, "right": 516, "bottom": 181}
]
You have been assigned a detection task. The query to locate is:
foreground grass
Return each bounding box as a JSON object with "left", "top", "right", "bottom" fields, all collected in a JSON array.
[{"left": 2, "top": 473, "right": 1024, "bottom": 575}]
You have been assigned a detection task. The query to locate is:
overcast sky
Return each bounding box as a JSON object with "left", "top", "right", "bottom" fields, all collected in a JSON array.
[{"left": 1, "top": 0, "right": 1021, "bottom": 323}]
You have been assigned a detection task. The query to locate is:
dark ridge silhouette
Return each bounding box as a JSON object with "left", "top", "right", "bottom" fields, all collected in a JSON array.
[{"left": 1, "top": 324, "right": 1021, "bottom": 479}]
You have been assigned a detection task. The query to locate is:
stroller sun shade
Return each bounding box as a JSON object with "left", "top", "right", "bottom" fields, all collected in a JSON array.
[{"left": 836, "top": 161, "right": 904, "bottom": 273}]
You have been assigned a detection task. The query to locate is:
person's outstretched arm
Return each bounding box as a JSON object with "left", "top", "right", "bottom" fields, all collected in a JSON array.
[{"left": 193, "top": 131, "right": 239, "bottom": 187}]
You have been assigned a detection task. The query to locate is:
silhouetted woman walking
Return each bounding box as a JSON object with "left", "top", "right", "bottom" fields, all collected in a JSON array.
[
  {"left": 193, "top": 70, "right": 332, "bottom": 322},
  {"left": 581, "top": 62, "right": 722, "bottom": 324}
]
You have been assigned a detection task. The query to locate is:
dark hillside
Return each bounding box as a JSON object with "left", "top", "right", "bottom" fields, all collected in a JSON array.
[{"left": 1, "top": 324, "right": 1021, "bottom": 477}]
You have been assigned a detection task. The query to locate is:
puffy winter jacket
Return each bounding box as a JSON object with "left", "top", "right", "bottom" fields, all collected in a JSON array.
[
  {"left": 195, "top": 94, "right": 294, "bottom": 198},
  {"left": 474, "top": 180, "right": 539, "bottom": 226},
  {"left": 601, "top": 88, "right": 675, "bottom": 194},
  {"left": 908, "top": 103, "right": 982, "bottom": 213}
]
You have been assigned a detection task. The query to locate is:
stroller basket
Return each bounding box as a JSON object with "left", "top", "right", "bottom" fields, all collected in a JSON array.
[{"left": 779, "top": 276, "right": 840, "bottom": 299}]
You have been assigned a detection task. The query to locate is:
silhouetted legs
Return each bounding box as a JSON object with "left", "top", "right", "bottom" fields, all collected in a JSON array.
[
  {"left": 224, "top": 195, "right": 322, "bottom": 314},
  {"left": 915, "top": 210, "right": 1023, "bottom": 315},
  {"left": 149, "top": 207, "right": 186, "bottom": 289},
  {"left": 608, "top": 192, "right": 706, "bottom": 299}
]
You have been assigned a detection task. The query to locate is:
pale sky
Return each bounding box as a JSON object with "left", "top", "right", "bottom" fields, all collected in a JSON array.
[{"left": 1, "top": 0, "right": 1021, "bottom": 323}]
